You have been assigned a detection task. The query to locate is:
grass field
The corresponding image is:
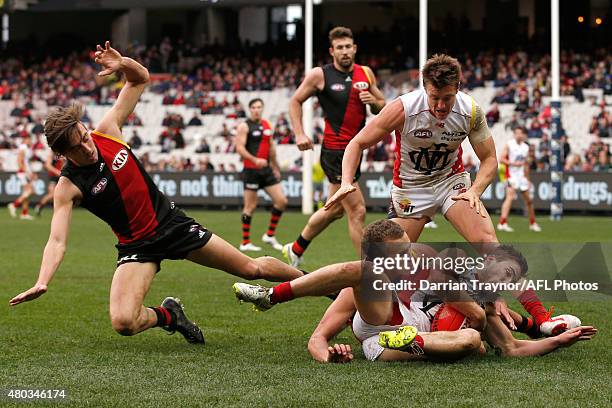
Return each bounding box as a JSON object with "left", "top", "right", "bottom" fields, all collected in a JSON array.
[{"left": 2, "top": 210, "right": 611, "bottom": 407}]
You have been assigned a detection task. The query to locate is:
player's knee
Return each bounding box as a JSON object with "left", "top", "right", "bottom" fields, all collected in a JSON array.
[
  {"left": 467, "top": 309, "right": 487, "bottom": 332},
  {"left": 111, "top": 314, "right": 139, "bottom": 336},
  {"left": 339, "top": 261, "right": 362, "bottom": 284},
  {"left": 349, "top": 205, "right": 366, "bottom": 224},
  {"left": 462, "top": 329, "right": 482, "bottom": 352},
  {"left": 275, "top": 197, "right": 288, "bottom": 211},
  {"left": 329, "top": 204, "right": 345, "bottom": 220}
]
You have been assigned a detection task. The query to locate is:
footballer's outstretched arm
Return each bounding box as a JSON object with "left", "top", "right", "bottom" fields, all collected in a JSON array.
[
  {"left": 308, "top": 288, "right": 357, "bottom": 363},
  {"left": 9, "top": 178, "right": 81, "bottom": 306}
]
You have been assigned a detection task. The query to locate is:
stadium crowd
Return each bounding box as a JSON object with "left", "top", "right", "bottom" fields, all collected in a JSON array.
[{"left": 1, "top": 38, "right": 610, "bottom": 173}]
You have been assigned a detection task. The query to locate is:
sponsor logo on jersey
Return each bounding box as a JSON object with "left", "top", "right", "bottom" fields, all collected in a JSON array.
[
  {"left": 414, "top": 129, "right": 433, "bottom": 139},
  {"left": 117, "top": 254, "right": 138, "bottom": 264},
  {"left": 408, "top": 143, "right": 455, "bottom": 175},
  {"left": 452, "top": 182, "right": 466, "bottom": 190},
  {"left": 252, "top": 130, "right": 261, "bottom": 137},
  {"left": 353, "top": 81, "right": 369, "bottom": 90},
  {"left": 442, "top": 131, "right": 467, "bottom": 137},
  {"left": 396, "top": 198, "right": 415, "bottom": 214},
  {"left": 345, "top": 76, "right": 352, "bottom": 82},
  {"left": 112, "top": 149, "right": 129, "bottom": 171},
  {"left": 263, "top": 129, "right": 273, "bottom": 136},
  {"left": 437, "top": 122, "right": 446, "bottom": 128},
  {"left": 91, "top": 178, "right": 108, "bottom": 195},
  {"left": 331, "top": 83, "right": 346, "bottom": 91},
  {"left": 99, "top": 163, "right": 105, "bottom": 172}
]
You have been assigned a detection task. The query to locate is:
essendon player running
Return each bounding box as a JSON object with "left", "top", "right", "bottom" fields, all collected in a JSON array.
[
  {"left": 236, "top": 98, "right": 288, "bottom": 252},
  {"left": 283, "top": 26, "right": 385, "bottom": 266},
  {"left": 9, "top": 42, "right": 303, "bottom": 344},
  {"left": 325, "top": 54, "right": 578, "bottom": 335},
  {"left": 34, "top": 150, "right": 65, "bottom": 216},
  {"left": 7, "top": 136, "right": 36, "bottom": 220}
]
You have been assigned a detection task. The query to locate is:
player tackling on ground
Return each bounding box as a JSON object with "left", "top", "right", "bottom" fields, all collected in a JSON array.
[
  {"left": 236, "top": 98, "right": 288, "bottom": 252},
  {"left": 9, "top": 42, "right": 303, "bottom": 344},
  {"left": 284, "top": 26, "right": 385, "bottom": 266},
  {"left": 497, "top": 126, "right": 541, "bottom": 232},
  {"left": 324, "top": 54, "right": 557, "bottom": 334}
]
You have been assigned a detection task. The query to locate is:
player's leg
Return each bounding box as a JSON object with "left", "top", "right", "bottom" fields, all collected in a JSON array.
[
  {"left": 444, "top": 200, "right": 498, "bottom": 255},
  {"left": 284, "top": 183, "right": 344, "bottom": 265},
  {"left": 390, "top": 217, "right": 430, "bottom": 242},
  {"left": 498, "top": 184, "right": 516, "bottom": 231},
  {"left": 374, "top": 329, "right": 482, "bottom": 362},
  {"left": 520, "top": 190, "right": 541, "bottom": 231},
  {"left": 262, "top": 183, "right": 288, "bottom": 250},
  {"left": 35, "top": 182, "right": 56, "bottom": 215},
  {"left": 108, "top": 262, "right": 162, "bottom": 335},
  {"left": 19, "top": 181, "right": 34, "bottom": 219},
  {"left": 340, "top": 182, "right": 366, "bottom": 253},
  {"left": 239, "top": 189, "right": 260, "bottom": 251},
  {"left": 186, "top": 234, "right": 304, "bottom": 281}
]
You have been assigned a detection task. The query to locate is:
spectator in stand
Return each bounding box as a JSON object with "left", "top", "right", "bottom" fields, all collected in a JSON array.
[
  {"left": 126, "top": 112, "right": 143, "bottom": 126},
  {"left": 195, "top": 137, "right": 211, "bottom": 153},
  {"left": 505, "top": 112, "right": 523, "bottom": 131},
  {"left": 594, "top": 149, "right": 611, "bottom": 171},
  {"left": 199, "top": 156, "right": 214, "bottom": 171},
  {"left": 564, "top": 154, "right": 583, "bottom": 172},
  {"left": 129, "top": 130, "right": 143, "bottom": 149},
  {"left": 528, "top": 119, "right": 544, "bottom": 138},
  {"left": 219, "top": 123, "right": 231, "bottom": 138},
  {"left": 172, "top": 128, "right": 185, "bottom": 149},
  {"left": 560, "top": 134, "right": 571, "bottom": 165},
  {"left": 188, "top": 113, "right": 202, "bottom": 126},
  {"left": 159, "top": 129, "right": 173, "bottom": 153},
  {"left": 486, "top": 103, "right": 500, "bottom": 127}
]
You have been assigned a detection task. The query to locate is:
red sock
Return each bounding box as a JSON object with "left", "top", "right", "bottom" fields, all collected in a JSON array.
[
  {"left": 414, "top": 334, "right": 424, "bottom": 349},
  {"left": 518, "top": 289, "right": 549, "bottom": 326},
  {"left": 529, "top": 216, "right": 536, "bottom": 225},
  {"left": 499, "top": 217, "right": 507, "bottom": 225},
  {"left": 21, "top": 208, "right": 29, "bottom": 215},
  {"left": 266, "top": 207, "right": 283, "bottom": 237},
  {"left": 13, "top": 199, "right": 22, "bottom": 207},
  {"left": 270, "top": 282, "right": 294, "bottom": 304}
]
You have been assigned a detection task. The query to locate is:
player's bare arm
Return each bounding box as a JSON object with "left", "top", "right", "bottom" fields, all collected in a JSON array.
[
  {"left": 325, "top": 98, "right": 404, "bottom": 209},
  {"left": 94, "top": 41, "right": 150, "bottom": 139},
  {"left": 9, "top": 178, "right": 81, "bottom": 306},
  {"left": 235, "top": 122, "right": 266, "bottom": 169},
  {"left": 358, "top": 66, "right": 385, "bottom": 114},
  {"left": 289, "top": 67, "right": 324, "bottom": 151},
  {"left": 307, "top": 288, "right": 356, "bottom": 363},
  {"left": 452, "top": 137, "right": 497, "bottom": 217}
]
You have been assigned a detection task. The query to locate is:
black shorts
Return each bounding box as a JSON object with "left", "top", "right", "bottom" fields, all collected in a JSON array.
[
  {"left": 320, "top": 147, "right": 362, "bottom": 184},
  {"left": 116, "top": 213, "right": 213, "bottom": 271},
  {"left": 50, "top": 176, "right": 60, "bottom": 184},
  {"left": 243, "top": 167, "right": 279, "bottom": 191}
]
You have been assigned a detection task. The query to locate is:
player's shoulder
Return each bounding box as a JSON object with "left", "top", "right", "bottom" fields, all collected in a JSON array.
[
  {"left": 399, "top": 89, "right": 428, "bottom": 116},
  {"left": 452, "top": 91, "right": 477, "bottom": 118}
]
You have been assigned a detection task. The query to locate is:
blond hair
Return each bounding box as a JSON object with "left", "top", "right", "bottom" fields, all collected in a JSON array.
[{"left": 44, "top": 103, "right": 83, "bottom": 154}]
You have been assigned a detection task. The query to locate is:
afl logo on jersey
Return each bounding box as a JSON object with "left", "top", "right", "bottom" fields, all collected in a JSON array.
[
  {"left": 252, "top": 130, "right": 262, "bottom": 137},
  {"left": 330, "top": 83, "right": 346, "bottom": 92},
  {"left": 414, "top": 129, "right": 433, "bottom": 139},
  {"left": 92, "top": 178, "right": 108, "bottom": 195},
  {"left": 353, "top": 81, "right": 369, "bottom": 91},
  {"left": 112, "top": 149, "right": 129, "bottom": 171}
]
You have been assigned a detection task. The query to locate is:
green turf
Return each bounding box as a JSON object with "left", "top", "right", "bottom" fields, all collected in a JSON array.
[{"left": 2, "top": 210, "right": 611, "bottom": 407}]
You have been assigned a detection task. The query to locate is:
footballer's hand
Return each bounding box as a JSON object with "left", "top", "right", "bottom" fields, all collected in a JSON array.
[
  {"left": 451, "top": 188, "right": 487, "bottom": 218},
  {"left": 327, "top": 344, "right": 353, "bottom": 364},
  {"left": 494, "top": 298, "right": 516, "bottom": 331},
  {"left": 358, "top": 91, "right": 376, "bottom": 105},
  {"left": 9, "top": 284, "right": 48, "bottom": 306},
  {"left": 94, "top": 41, "right": 123, "bottom": 76},
  {"left": 324, "top": 184, "right": 356, "bottom": 210},
  {"left": 557, "top": 326, "right": 597, "bottom": 347},
  {"left": 254, "top": 158, "right": 268, "bottom": 169},
  {"left": 296, "top": 133, "right": 313, "bottom": 151}
]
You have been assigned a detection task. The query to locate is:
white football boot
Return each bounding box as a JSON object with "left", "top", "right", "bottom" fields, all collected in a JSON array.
[
  {"left": 261, "top": 234, "right": 283, "bottom": 251},
  {"left": 529, "top": 223, "right": 542, "bottom": 232},
  {"left": 540, "top": 314, "right": 581, "bottom": 336},
  {"left": 497, "top": 223, "right": 514, "bottom": 232},
  {"left": 7, "top": 203, "right": 17, "bottom": 218},
  {"left": 239, "top": 242, "right": 262, "bottom": 252},
  {"left": 282, "top": 243, "right": 303, "bottom": 267},
  {"left": 232, "top": 282, "right": 273, "bottom": 311}
]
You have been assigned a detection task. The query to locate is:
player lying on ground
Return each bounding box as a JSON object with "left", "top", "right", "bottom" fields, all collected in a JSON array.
[
  {"left": 307, "top": 288, "right": 596, "bottom": 364},
  {"left": 324, "top": 54, "right": 558, "bottom": 333},
  {"left": 234, "top": 220, "right": 581, "bottom": 339},
  {"left": 9, "top": 41, "right": 304, "bottom": 345}
]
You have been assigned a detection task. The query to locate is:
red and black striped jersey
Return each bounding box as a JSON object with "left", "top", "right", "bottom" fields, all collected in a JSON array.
[
  {"left": 48, "top": 155, "right": 65, "bottom": 177},
  {"left": 243, "top": 119, "right": 272, "bottom": 169},
  {"left": 60, "top": 131, "right": 178, "bottom": 244},
  {"left": 317, "top": 63, "right": 372, "bottom": 150}
]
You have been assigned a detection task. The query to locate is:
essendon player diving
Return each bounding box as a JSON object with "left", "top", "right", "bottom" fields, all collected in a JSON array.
[
  {"left": 235, "top": 98, "right": 288, "bottom": 252},
  {"left": 9, "top": 41, "right": 304, "bottom": 344},
  {"left": 34, "top": 150, "right": 65, "bottom": 216},
  {"left": 284, "top": 26, "right": 385, "bottom": 266}
]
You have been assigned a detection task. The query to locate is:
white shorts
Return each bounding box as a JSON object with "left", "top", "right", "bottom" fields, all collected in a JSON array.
[
  {"left": 507, "top": 175, "right": 530, "bottom": 192},
  {"left": 17, "top": 172, "right": 31, "bottom": 186},
  {"left": 352, "top": 299, "right": 439, "bottom": 361},
  {"left": 389, "top": 172, "right": 471, "bottom": 220}
]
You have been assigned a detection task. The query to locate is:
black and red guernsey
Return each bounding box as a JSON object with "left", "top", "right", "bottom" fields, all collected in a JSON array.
[
  {"left": 61, "top": 131, "right": 177, "bottom": 244},
  {"left": 243, "top": 119, "right": 273, "bottom": 169},
  {"left": 317, "top": 63, "right": 372, "bottom": 150}
]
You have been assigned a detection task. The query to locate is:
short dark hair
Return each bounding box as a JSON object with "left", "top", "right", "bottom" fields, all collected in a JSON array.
[
  {"left": 248, "top": 98, "right": 263, "bottom": 108},
  {"left": 362, "top": 219, "right": 405, "bottom": 244},
  {"left": 491, "top": 244, "right": 529, "bottom": 279},
  {"left": 328, "top": 26, "right": 353, "bottom": 46},
  {"left": 422, "top": 54, "right": 462, "bottom": 89},
  {"left": 514, "top": 126, "right": 528, "bottom": 135}
]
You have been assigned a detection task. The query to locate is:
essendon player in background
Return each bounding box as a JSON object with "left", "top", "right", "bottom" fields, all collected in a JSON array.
[
  {"left": 284, "top": 26, "right": 385, "bottom": 266},
  {"left": 34, "top": 150, "right": 65, "bottom": 216},
  {"left": 9, "top": 41, "right": 303, "bottom": 344},
  {"left": 236, "top": 98, "right": 288, "bottom": 252}
]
